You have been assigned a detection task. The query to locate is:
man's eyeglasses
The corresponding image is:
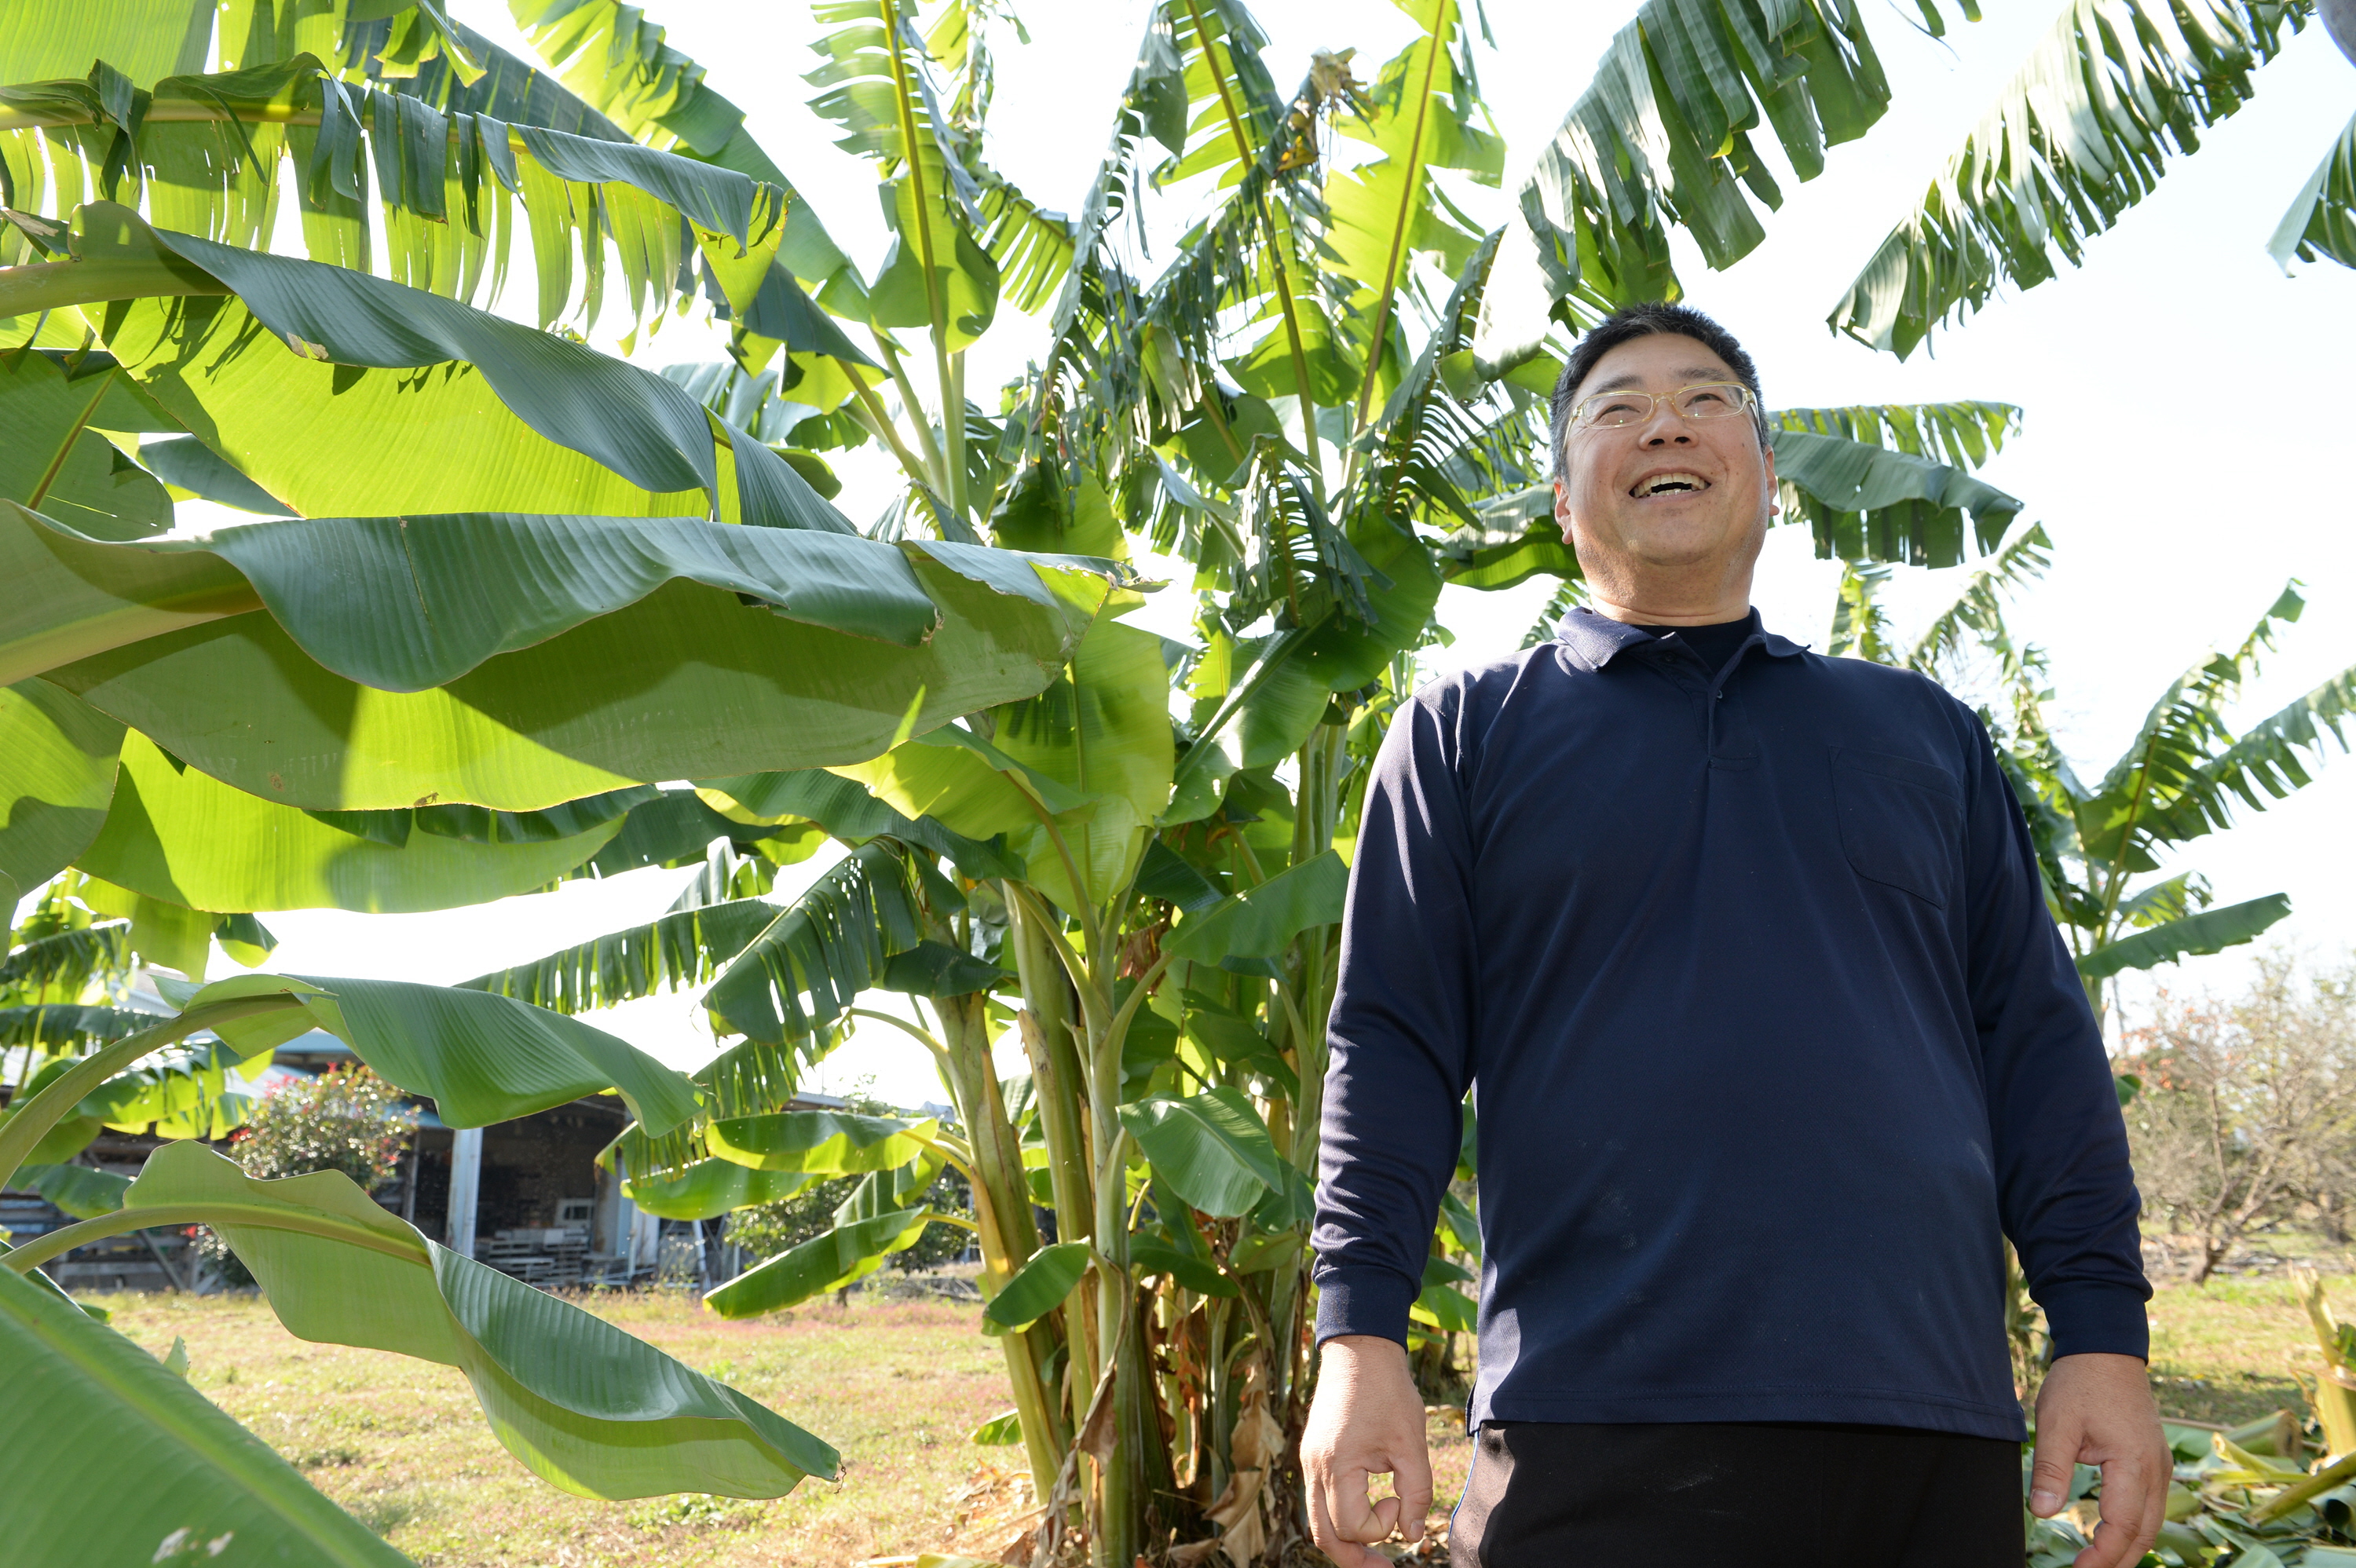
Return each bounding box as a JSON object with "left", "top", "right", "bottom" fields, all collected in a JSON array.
[{"left": 1569, "top": 381, "right": 1758, "bottom": 431}]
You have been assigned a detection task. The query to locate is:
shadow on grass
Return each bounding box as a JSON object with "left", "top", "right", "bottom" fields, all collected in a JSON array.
[{"left": 2150, "top": 1369, "right": 2311, "bottom": 1429}]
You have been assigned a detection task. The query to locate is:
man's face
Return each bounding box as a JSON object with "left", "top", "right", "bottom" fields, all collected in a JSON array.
[{"left": 1551, "top": 334, "right": 1776, "bottom": 593}]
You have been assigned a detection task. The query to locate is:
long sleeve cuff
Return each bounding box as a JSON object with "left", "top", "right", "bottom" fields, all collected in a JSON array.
[
  {"left": 1313, "top": 1263, "right": 1421, "bottom": 1348},
  {"left": 2036, "top": 1281, "right": 2151, "bottom": 1361}
]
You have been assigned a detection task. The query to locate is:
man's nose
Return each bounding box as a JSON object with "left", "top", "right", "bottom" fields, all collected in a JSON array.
[{"left": 1639, "top": 400, "right": 1694, "bottom": 444}]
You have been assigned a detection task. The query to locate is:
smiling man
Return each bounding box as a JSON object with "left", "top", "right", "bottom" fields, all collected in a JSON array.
[{"left": 1299, "top": 303, "right": 2164, "bottom": 1568}]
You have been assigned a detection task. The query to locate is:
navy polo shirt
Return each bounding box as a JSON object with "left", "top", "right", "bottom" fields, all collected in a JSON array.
[{"left": 1311, "top": 608, "right": 2147, "bottom": 1440}]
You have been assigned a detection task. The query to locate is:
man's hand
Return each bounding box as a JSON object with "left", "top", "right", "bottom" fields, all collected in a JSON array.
[
  {"left": 2029, "top": 1352, "right": 2169, "bottom": 1568},
  {"left": 1301, "top": 1336, "right": 1433, "bottom": 1567}
]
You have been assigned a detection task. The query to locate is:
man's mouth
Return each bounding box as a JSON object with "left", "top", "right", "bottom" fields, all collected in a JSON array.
[{"left": 1630, "top": 472, "right": 1709, "bottom": 499}]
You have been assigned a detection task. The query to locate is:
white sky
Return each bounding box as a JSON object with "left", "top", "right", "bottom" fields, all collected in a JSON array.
[{"left": 46, "top": 2, "right": 2356, "bottom": 1108}]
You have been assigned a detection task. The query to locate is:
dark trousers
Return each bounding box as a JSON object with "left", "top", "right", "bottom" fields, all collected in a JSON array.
[{"left": 1449, "top": 1421, "right": 2024, "bottom": 1568}]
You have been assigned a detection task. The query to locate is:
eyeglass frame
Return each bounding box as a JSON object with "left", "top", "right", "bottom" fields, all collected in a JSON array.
[{"left": 1566, "top": 380, "right": 1762, "bottom": 434}]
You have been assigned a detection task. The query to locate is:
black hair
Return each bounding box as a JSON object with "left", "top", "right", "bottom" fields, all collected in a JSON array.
[{"left": 1549, "top": 302, "right": 1768, "bottom": 483}]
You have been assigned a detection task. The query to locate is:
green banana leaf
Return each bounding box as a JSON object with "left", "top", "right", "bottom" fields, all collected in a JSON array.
[
  {"left": 1830, "top": 0, "right": 2299, "bottom": 357},
  {"left": 982, "top": 1240, "right": 1091, "bottom": 1331},
  {"left": 1769, "top": 426, "right": 2022, "bottom": 568},
  {"left": 49, "top": 203, "right": 826, "bottom": 521},
  {"left": 0, "top": 1259, "right": 411, "bottom": 1568},
  {"left": 78, "top": 729, "right": 627, "bottom": 913},
  {"left": 0, "top": 1003, "right": 152, "bottom": 1051},
  {"left": 0, "top": 916, "right": 127, "bottom": 985},
  {"left": 2077, "top": 893, "right": 2294, "bottom": 981},
  {"left": 1165, "top": 850, "right": 1348, "bottom": 963},
  {"left": 92, "top": 286, "right": 818, "bottom": 528},
  {"left": 0, "top": 677, "right": 123, "bottom": 892},
  {"left": 2270, "top": 111, "right": 2356, "bottom": 273},
  {"left": 704, "top": 1205, "right": 936, "bottom": 1319},
  {"left": 832, "top": 722, "right": 1100, "bottom": 842},
  {"left": 27, "top": 1142, "right": 843, "bottom": 1499},
  {"left": 137, "top": 434, "right": 294, "bottom": 516},
  {"left": 17, "top": 1158, "right": 130, "bottom": 1216},
  {"left": 286, "top": 974, "right": 699, "bottom": 1135},
  {"left": 72, "top": 875, "right": 221, "bottom": 981},
  {"left": 1116, "top": 1086, "right": 1286, "bottom": 1219},
  {"left": 698, "top": 767, "right": 1025, "bottom": 881},
  {"left": 460, "top": 896, "right": 782, "bottom": 1016},
  {"left": 701, "top": 842, "right": 930, "bottom": 1046},
  {"left": 1509, "top": 0, "right": 1895, "bottom": 317},
  {"left": 622, "top": 1157, "right": 812, "bottom": 1223},
  {"left": 5, "top": 504, "right": 1110, "bottom": 811},
  {"left": 994, "top": 616, "right": 1176, "bottom": 911},
  {"left": 0, "top": 5, "right": 213, "bottom": 85},
  {"left": 704, "top": 1109, "right": 941, "bottom": 1174},
  {"left": 1128, "top": 1234, "right": 1237, "bottom": 1297},
  {"left": 0, "top": 344, "right": 177, "bottom": 539}
]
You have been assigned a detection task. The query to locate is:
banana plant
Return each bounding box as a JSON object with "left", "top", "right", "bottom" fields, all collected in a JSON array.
[{"left": 466, "top": 4, "right": 2096, "bottom": 1562}]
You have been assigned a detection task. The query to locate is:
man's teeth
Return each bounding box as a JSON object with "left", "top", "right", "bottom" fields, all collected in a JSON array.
[{"left": 1635, "top": 473, "right": 1707, "bottom": 497}]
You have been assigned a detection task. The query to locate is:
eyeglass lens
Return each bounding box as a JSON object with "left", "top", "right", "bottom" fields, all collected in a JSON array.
[{"left": 1578, "top": 383, "right": 1751, "bottom": 428}]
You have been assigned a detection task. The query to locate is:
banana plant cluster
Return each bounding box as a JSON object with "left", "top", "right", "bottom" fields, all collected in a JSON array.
[{"left": 1, "top": 0, "right": 2347, "bottom": 1564}]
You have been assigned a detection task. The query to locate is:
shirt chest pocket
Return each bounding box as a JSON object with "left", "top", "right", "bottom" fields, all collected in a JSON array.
[{"left": 1830, "top": 747, "right": 1963, "bottom": 908}]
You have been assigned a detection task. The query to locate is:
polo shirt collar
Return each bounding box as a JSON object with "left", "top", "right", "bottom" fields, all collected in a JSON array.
[{"left": 1553, "top": 605, "right": 1808, "bottom": 671}]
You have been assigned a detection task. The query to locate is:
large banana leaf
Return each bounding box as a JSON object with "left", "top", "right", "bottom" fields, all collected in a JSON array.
[
  {"left": 1507, "top": 0, "right": 1902, "bottom": 325},
  {"left": 702, "top": 841, "right": 929, "bottom": 1045},
  {"left": 5, "top": 1142, "right": 840, "bottom": 1500},
  {"left": 704, "top": 1109, "right": 942, "bottom": 1174},
  {"left": 1165, "top": 850, "right": 1348, "bottom": 964},
  {"left": 5, "top": 504, "right": 1110, "bottom": 810},
  {"left": 42, "top": 203, "right": 830, "bottom": 521},
  {"left": 461, "top": 896, "right": 781, "bottom": 1014},
  {"left": 2269, "top": 110, "right": 2356, "bottom": 273},
  {"left": 623, "top": 1157, "right": 813, "bottom": 1223},
  {"left": 1770, "top": 400, "right": 2021, "bottom": 472},
  {"left": 0, "top": 53, "right": 792, "bottom": 331},
  {"left": 2, "top": 972, "right": 704, "bottom": 1145},
  {"left": 0, "top": 4, "right": 212, "bottom": 85},
  {"left": 1830, "top": 0, "right": 2299, "bottom": 356},
  {"left": 700, "top": 766, "right": 1025, "bottom": 880},
  {"left": 1322, "top": 0, "right": 1498, "bottom": 418},
  {"left": 1769, "top": 425, "right": 2021, "bottom": 566},
  {"left": 285, "top": 974, "right": 699, "bottom": 1134},
  {"left": 0, "top": 1259, "right": 411, "bottom": 1567},
  {"left": 2075, "top": 586, "right": 2309, "bottom": 868},
  {"left": 2076, "top": 892, "right": 2292, "bottom": 980},
  {"left": 78, "top": 729, "right": 626, "bottom": 913},
  {"left": 993, "top": 616, "right": 1176, "bottom": 912},
  {"left": 0, "top": 343, "right": 178, "bottom": 539},
  {"left": 0, "top": 677, "right": 123, "bottom": 892},
  {"left": 500, "top": 0, "right": 869, "bottom": 315},
  {"left": 1116, "top": 1086, "right": 1285, "bottom": 1219},
  {"left": 704, "top": 1204, "right": 936, "bottom": 1318},
  {"left": 2134, "top": 660, "right": 2356, "bottom": 851}
]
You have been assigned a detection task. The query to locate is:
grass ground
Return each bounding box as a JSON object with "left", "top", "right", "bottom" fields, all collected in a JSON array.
[{"left": 83, "top": 1270, "right": 2356, "bottom": 1565}]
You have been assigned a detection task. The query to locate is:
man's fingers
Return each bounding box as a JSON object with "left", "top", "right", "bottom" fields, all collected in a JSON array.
[
  {"left": 1304, "top": 1472, "right": 1363, "bottom": 1568},
  {"left": 1393, "top": 1436, "right": 1436, "bottom": 1538},
  {"left": 2073, "top": 1449, "right": 2165, "bottom": 1568},
  {"left": 2029, "top": 1416, "right": 2082, "bottom": 1517}
]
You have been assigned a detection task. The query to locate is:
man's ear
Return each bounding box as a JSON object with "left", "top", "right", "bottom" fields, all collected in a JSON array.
[
  {"left": 1553, "top": 480, "right": 1574, "bottom": 540},
  {"left": 1759, "top": 431, "right": 1779, "bottom": 517}
]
